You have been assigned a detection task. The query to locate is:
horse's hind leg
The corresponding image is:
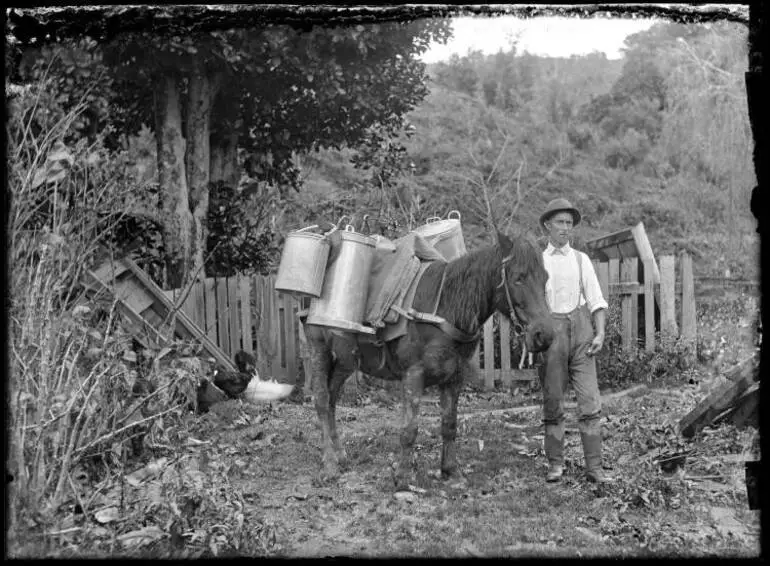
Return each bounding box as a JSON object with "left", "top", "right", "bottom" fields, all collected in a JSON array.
[
  {"left": 308, "top": 337, "right": 344, "bottom": 478},
  {"left": 439, "top": 376, "right": 466, "bottom": 486},
  {"left": 394, "top": 364, "right": 425, "bottom": 491},
  {"left": 327, "top": 365, "right": 352, "bottom": 468}
]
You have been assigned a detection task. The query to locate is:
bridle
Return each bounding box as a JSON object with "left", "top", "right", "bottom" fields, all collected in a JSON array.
[{"left": 497, "top": 253, "right": 526, "bottom": 338}]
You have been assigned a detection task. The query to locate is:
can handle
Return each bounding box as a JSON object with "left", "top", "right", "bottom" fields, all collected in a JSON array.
[
  {"left": 425, "top": 216, "right": 441, "bottom": 224},
  {"left": 295, "top": 225, "right": 319, "bottom": 233},
  {"left": 336, "top": 215, "right": 350, "bottom": 229},
  {"left": 447, "top": 210, "right": 461, "bottom": 221}
]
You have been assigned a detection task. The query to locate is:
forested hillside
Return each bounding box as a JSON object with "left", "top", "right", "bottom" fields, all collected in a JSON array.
[{"left": 294, "top": 19, "right": 758, "bottom": 279}]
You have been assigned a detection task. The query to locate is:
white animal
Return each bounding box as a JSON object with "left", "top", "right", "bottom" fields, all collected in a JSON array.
[{"left": 242, "top": 369, "right": 294, "bottom": 404}]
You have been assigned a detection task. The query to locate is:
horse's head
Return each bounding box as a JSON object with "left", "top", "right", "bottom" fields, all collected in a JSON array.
[{"left": 494, "top": 230, "right": 554, "bottom": 353}]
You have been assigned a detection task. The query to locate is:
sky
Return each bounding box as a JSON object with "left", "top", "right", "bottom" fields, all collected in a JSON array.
[{"left": 420, "top": 15, "right": 660, "bottom": 63}]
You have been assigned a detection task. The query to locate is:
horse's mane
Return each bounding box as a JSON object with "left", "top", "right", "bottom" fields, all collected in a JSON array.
[{"left": 414, "top": 229, "right": 543, "bottom": 336}]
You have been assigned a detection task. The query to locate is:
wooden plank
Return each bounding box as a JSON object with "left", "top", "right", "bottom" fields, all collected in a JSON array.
[
  {"left": 631, "top": 222, "right": 660, "bottom": 284},
  {"left": 643, "top": 259, "right": 656, "bottom": 353},
  {"left": 659, "top": 255, "right": 678, "bottom": 339},
  {"left": 679, "top": 370, "right": 756, "bottom": 438},
  {"left": 123, "top": 260, "right": 237, "bottom": 371},
  {"left": 620, "top": 258, "right": 636, "bottom": 350},
  {"left": 629, "top": 258, "right": 639, "bottom": 345},
  {"left": 510, "top": 369, "right": 538, "bottom": 381},
  {"left": 107, "top": 256, "right": 237, "bottom": 371},
  {"left": 204, "top": 278, "right": 218, "bottom": 344},
  {"left": 252, "top": 276, "right": 268, "bottom": 378},
  {"left": 191, "top": 280, "right": 206, "bottom": 330},
  {"left": 114, "top": 278, "right": 155, "bottom": 314},
  {"left": 89, "top": 257, "right": 131, "bottom": 284},
  {"left": 483, "top": 317, "right": 495, "bottom": 390},
  {"left": 724, "top": 355, "right": 758, "bottom": 383},
  {"left": 609, "top": 281, "right": 643, "bottom": 295},
  {"left": 723, "top": 385, "right": 759, "bottom": 429},
  {"left": 585, "top": 227, "right": 634, "bottom": 254},
  {"left": 608, "top": 258, "right": 620, "bottom": 300},
  {"left": 216, "top": 278, "right": 230, "bottom": 358},
  {"left": 499, "top": 315, "right": 512, "bottom": 389},
  {"left": 228, "top": 277, "right": 240, "bottom": 355},
  {"left": 268, "top": 276, "right": 283, "bottom": 379},
  {"left": 239, "top": 276, "right": 254, "bottom": 356},
  {"left": 594, "top": 260, "right": 609, "bottom": 300},
  {"left": 680, "top": 252, "right": 697, "bottom": 343}
]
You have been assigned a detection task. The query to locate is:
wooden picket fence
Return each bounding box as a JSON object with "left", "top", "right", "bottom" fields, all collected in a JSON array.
[{"left": 164, "top": 252, "right": 696, "bottom": 389}]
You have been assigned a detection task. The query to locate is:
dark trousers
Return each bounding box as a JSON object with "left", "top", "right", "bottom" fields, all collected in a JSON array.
[
  {"left": 539, "top": 305, "right": 603, "bottom": 470},
  {"left": 539, "top": 304, "right": 601, "bottom": 423}
]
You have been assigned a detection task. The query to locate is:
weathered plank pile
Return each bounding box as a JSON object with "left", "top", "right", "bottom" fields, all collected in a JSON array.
[{"left": 678, "top": 355, "right": 760, "bottom": 438}]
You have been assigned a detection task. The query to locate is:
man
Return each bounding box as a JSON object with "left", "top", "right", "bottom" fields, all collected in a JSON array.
[{"left": 538, "top": 198, "right": 610, "bottom": 484}]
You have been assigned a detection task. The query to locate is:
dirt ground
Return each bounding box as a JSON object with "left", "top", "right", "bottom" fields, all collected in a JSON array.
[
  {"left": 179, "top": 372, "right": 760, "bottom": 558},
  {"left": 12, "top": 289, "right": 762, "bottom": 558}
]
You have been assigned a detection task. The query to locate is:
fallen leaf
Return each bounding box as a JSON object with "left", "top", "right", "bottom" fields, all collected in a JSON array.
[
  {"left": 394, "top": 491, "right": 417, "bottom": 504},
  {"left": 461, "top": 541, "right": 485, "bottom": 557},
  {"left": 94, "top": 507, "right": 120, "bottom": 524},
  {"left": 118, "top": 526, "right": 165, "bottom": 549},
  {"left": 126, "top": 457, "right": 170, "bottom": 487},
  {"left": 575, "top": 526, "right": 604, "bottom": 543}
]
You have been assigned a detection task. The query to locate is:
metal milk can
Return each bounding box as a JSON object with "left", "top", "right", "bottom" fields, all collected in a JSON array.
[
  {"left": 275, "top": 225, "right": 330, "bottom": 298},
  {"left": 413, "top": 210, "right": 468, "bottom": 261},
  {"left": 306, "top": 226, "right": 377, "bottom": 334}
]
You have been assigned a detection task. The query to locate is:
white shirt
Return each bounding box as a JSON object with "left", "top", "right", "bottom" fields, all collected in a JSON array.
[{"left": 542, "top": 243, "right": 608, "bottom": 315}]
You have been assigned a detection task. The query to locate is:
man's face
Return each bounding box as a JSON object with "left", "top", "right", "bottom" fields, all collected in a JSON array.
[{"left": 545, "top": 211, "right": 574, "bottom": 248}]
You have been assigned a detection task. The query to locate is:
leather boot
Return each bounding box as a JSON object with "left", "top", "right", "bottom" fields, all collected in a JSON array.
[
  {"left": 579, "top": 417, "right": 612, "bottom": 483},
  {"left": 544, "top": 422, "right": 565, "bottom": 482}
]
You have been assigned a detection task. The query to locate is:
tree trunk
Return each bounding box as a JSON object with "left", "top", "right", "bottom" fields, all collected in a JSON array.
[
  {"left": 211, "top": 128, "right": 240, "bottom": 189},
  {"left": 186, "top": 68, "right": 221, "bottom": 281},
  {"left": 155, "top": 74, "right": 192, "bottom": 289}
]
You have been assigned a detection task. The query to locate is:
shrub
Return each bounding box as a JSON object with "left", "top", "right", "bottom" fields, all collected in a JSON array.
[
  {"left": 597, "top": 299, "right": 695, "bottom": 390},
  {"left": 7, "top": 68, "right": 196, "bottom": 548}
]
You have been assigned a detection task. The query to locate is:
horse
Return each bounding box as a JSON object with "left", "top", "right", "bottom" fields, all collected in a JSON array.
[{"left": 302, "top": 230, "right": 555, "bottom": 490}]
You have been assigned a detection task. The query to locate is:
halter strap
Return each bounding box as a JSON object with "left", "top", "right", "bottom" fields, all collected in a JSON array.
[{"left": 498, "top": 254, "right": 525, "bottom": 337}]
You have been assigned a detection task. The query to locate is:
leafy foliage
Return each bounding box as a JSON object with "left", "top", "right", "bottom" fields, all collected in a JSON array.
[{"left": 206, "top": 181, "right": 281, "bottom": 277}]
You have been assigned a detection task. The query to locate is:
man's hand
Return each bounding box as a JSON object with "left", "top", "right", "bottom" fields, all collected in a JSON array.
[{"left": 587, "top": 333, "right": 605, "bottom": 356}]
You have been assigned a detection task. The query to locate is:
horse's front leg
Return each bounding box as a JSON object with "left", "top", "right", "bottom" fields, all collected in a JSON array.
[
  {"left": 309, "top": 338, "right": 342, "bottom": 479},
  {"left": 327, "top": 365, "right": 352, "bottom": 469},
  {"left": 394, "top": 364, "right": 424, "bottom": 491},
  {"left": 439, "top": 377, "right": 466, "bottom": 486}
]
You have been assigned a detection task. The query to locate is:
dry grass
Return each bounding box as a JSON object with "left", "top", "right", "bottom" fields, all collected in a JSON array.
[{"left": 6, "top": 68, "right": 197, "bottom": 551}]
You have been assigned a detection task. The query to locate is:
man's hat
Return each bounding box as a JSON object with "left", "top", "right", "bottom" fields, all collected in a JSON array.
[{"left": 539, "top": 198, "right": 581, "bottom": 230}]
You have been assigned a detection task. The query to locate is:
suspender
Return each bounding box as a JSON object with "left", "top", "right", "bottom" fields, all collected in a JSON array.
[{"left": 575, "top": 249, "right": 587, "bottom": 311}]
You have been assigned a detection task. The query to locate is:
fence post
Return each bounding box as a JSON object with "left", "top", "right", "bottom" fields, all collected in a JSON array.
[
  {"left": 499, "top": 314, "right": 512, "bottom": 390},
  {"left": 204, "top": 278, "right": 217, "bottom": 345},
  {"left": 680, "top": 252, "right": 697, "bottom": 344},
  {"left": 643, "top": 258, "right": 656, "bottom": 352},
  {"left": 483, "top": 317, "right": 495, "bottom": 391},
  {"left": 594, "top": 260, "right": 609, "bottom": 300},
  {"left": 228, "top": 277, "right": 240, "bottom": 356},
  {"left": 620, "top": 258, "right": 636, "bottom": 351},
  {"left": 659, "top": 255, "right": 678, "bottom": 340},
  {"left": 239, "top": 275, "right": 254, "bottom": 356}
]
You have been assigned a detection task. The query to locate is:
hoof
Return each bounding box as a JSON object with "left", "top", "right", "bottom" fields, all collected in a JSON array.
[{"left": 335, "top": 449, "right": 349, "bottom": 469}]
